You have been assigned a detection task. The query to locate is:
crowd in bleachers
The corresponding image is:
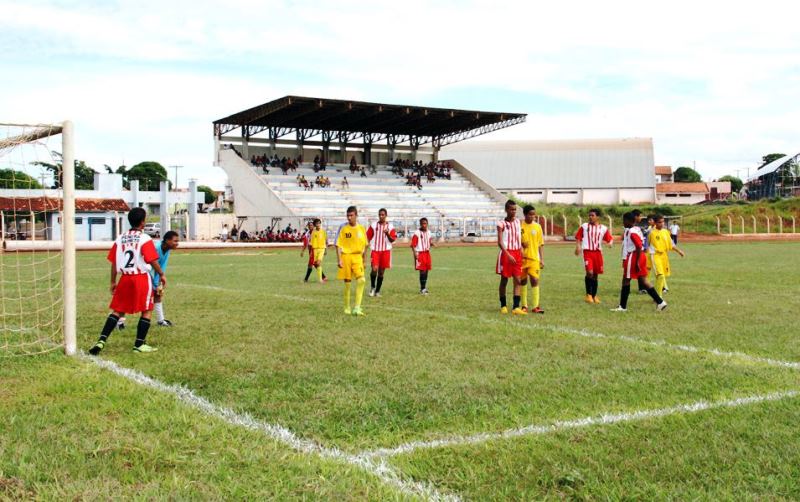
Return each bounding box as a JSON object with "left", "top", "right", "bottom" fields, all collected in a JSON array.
[
  {"left": 251, "top": 154, "right": 302, "bottom": 174},
  {"left": 221, "top": 222, "right": 304, "bottom": 243},
  {"left": 295, "top": 174, "right": 333, "bottom": 190}
]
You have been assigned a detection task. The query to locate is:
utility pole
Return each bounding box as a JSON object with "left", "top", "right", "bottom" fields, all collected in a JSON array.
[{"left": 169, "top": 165, "right": 183, "bottom": 190}]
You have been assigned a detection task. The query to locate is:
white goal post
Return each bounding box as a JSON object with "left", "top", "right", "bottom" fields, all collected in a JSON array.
[{"left": 0, "top": 121, "right": 76, "bottom": 356}]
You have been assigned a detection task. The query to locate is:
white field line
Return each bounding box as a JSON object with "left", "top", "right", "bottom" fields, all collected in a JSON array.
[
  {"left": 359, "top": 390, "right": 800, "bottom": 459},
  {"left": 83, "top": 355, "right": 459, "bottom": 502},
  {"left": 375, "top": 305, "right": 800, "bottom": 371}
]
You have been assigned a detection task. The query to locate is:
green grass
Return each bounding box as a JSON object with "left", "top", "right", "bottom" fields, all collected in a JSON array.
[{"left": 3, "top": 241, "right": 800, "bottom": 499}]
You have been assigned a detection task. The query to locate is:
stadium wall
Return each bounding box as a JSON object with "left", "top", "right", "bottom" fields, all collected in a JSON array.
[
  {"left": 215, "top": 147, "right": 295, "bottom": 218},
  {"left": 442, "top": 138, "right": 657, "bottom": 204}
]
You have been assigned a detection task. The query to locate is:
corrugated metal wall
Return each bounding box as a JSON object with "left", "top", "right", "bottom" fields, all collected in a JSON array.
[{"left": 442, "top": 138, "right": 655, "bottom": 190}]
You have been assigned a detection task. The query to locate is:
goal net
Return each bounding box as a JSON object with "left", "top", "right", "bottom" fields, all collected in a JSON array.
[{"left": 0, "top": 122, "right": 76, "bottom": 356}]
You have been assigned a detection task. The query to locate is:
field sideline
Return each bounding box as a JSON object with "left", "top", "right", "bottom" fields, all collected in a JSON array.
[{"left": 3, "top": 241, "right": 800, "bottom": 500}]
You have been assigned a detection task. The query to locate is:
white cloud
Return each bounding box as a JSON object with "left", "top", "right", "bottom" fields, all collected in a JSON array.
[{"left": 1, "top": 0, "right": 799, "bottom": 187}]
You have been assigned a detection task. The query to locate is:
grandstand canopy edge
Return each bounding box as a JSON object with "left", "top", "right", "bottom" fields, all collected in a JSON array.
[{"left": 214, "top": 95, "right": 526, "bottom": 164}]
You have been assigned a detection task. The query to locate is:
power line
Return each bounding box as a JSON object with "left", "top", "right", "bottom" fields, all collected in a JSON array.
[{"left": 169, "top": 165, "right": 183, "bottom": 189}]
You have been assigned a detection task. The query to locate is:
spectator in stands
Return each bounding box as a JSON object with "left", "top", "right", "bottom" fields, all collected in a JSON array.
[
  {"left": 230, "top": 225, "right": 239, "bottom": 242},
  {"left": 220, "top": 223, "right": 229, "bottom": 242},
  {"left": 360, "top": 166, "right": 367, "bottom": 178},
  {"left": 239, "top": 229, "right": 250, "bottom": 241},
  {"left": 342, "top": 176, "right": 349, "bottom": 189},
  {"left": 350, "top": 155, "right": 358, "bottom": 170}
]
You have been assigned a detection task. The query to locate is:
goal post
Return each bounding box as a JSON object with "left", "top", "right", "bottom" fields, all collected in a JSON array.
[{"left": 0, "top": 121, "right": 76, "bottom": 356}]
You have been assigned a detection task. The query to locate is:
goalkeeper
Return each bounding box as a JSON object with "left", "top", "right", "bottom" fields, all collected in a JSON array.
[{"left": 151, "top": 231, "right": 180, "bottom": 327}]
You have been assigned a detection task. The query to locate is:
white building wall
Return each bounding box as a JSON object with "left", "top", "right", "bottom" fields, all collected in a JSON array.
[{"left": 656, "top": 193, "right": 707, "bottom": 205}]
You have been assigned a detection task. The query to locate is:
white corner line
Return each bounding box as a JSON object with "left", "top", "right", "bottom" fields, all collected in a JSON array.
[
  {"left": 359, "top": 390, "right": 800, "bottom": 459},
  {"left": 82, "top": 354, "right": 460, "bottom": 502}
]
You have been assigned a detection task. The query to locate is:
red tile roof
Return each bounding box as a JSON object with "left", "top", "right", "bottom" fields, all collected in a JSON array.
[
  {"left": 656, "top": 182, "right": 709, "bottom": 194},
  {"left": 0, "top": 197, "right": 129, "bottom": 212},
  {"left": 655, "top": 166, "right": 673, "bottom": 175}
]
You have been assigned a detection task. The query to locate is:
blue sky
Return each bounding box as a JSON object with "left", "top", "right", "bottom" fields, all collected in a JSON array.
[{"left": 2, "top": 0, "right": 799, "bottom": 188}]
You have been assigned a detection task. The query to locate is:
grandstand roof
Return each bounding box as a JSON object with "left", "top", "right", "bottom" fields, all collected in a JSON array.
[{"left": 213, "top": 96, "right": 526, "bottom": 148}]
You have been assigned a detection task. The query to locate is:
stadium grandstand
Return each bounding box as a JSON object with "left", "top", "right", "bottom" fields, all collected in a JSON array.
[
  {"left": 213, "top": 96, "right": 526, "bottom": 239},
  {"left": 746, "top": 152, "right": 800, "bottom": 200},
  {"left": 443, "top": 138, "right": 657, "bottom": 205}
]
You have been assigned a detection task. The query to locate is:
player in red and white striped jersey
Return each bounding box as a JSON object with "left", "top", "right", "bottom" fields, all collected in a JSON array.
[
  {"left": 574, "top": 208, "right": 613, "bottom": 304},
  {"left": 611, "top": 211, "right": 667, "bottom": 312},
  {"left": 410, "top": 217, "right": 434, "bottom": 294},
  {"left": 366, "top": 208, "right": 397, "bottom": 297},
  {"left": 496, "top": 200, "right": 525, "bottom": 315},
  {"left": 89, "top": 207, "right": 166, "bottom": 355}
]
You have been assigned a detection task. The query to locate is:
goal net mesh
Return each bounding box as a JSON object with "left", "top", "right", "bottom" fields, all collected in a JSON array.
[{"left": 0, "top": 123, "right": 65, "bottom": 356}]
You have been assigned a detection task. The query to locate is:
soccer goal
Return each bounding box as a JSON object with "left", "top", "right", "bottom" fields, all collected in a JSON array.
[{"left": 0, "top": 121, "right": 76, "bottom": 356}]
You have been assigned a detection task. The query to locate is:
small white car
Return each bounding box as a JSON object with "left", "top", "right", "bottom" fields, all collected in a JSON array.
[{"left": 143, "top": 222, "right": 161, "bottom": 238}]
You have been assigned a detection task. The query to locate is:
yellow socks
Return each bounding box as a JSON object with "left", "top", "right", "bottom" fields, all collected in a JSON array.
[
  {"left": 520, "top": 284, "right": 528, "bottom": 309},
  {"left": 317, "top": 265, "right": 323, "bottom": 282},
  {"left": 354, "top": 276, "right": 366, "bottom": 307},
  {"left": 343, "top": 282, "right": 351, "bottom": 310},
  {"left": 655, "top": 275, "right": 666, "bottom": 294},
  {"left": 532, "top": 285, "right": 540, "bottom": 309}
]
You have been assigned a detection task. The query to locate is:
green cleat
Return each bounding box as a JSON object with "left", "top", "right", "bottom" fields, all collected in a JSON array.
[
  {"left": 352, "top": 307, "right": 366, "bottom": 317},
  {"left": 133, "top": 344, "right": 158, "bottom": 353},
  {"left": 343, "top": 308, "right": 352, "bottom": 315},
  {"left": 88, "top": 340, "right": 105, "bottom": 356}
]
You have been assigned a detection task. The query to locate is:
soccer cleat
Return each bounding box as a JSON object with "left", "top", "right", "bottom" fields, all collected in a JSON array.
[
  {"left": 662, "top": 287, "right": 669, "bottom": 293},
  {"left": 638, "top": 289, "right": 648, "bottom": 295},
  {"left": 610, "top": 306, "right": 627, "bottom": 312},
  {"left": 368, "top": 288, "right": 376, "bottom": 297},
  {"left": 375, "top": 292, "right": 382, "bottom": 297},
  {"left": 321, "top": 278, "right": 328, "bottom": 284},
  {"left": 593, "top": 296, "right": 601, "bottom": 304},
  {"left": 531, "top": 306, "right": 545, "bottom": 314},
  {"left": 521, "top": 306, "right": 528, "bottom": 313},
  {"left": 657, "top": 301, "right": 668, "bottom": 312},
  {"left": 117, "top": 320, "right": 126, "bottom": 330},
  {"left": 585, "top": 294, "right": 594, "bottom": 304},
  {"left": 157, "top": 319, "right": 173, "bottom": 327},
  {"left": 512, "top": 307, "right": 528, "bottom": 316},
  {"left": 500, "top": 306, "right": 509, "bottom": 314},
  {"left": 420, "top": 288, "right": 429, "bottom": 295},
  {"left": 88, "top": 340, "right": 105, "bottom": 355},
  {"left": 352, "top": 307, "right": 366, "bottom": 316},
  {"left": 343, "top": 307, "right": 352, "bottom": 315},
  {"left": 133, "top": 344, "right": 158, "bottom": 353}
]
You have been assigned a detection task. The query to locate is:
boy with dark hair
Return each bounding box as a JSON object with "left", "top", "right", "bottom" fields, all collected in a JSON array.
[
  {"left": 574, "top": 208, "right": 613, "bottom": 304},
  {"left": 300, "top": 221, "right": 315, "bottom": 282},
  {"left": 310, "top": 218, "right": 328, "bottom": 283},
  {"left": 411, "top": 217, "right": 434, "bottom": 294},
  {"left": 612, "top": 212, "right": 667, "bottom": 312},
  {"left": 520, "top": 205, "right": 545, "bottom": 314},
  {"left": 650, "top": 214, "right": 685, "bottom": 294},
  {"left": 152, "top": 230, "right": 179, "bottom": 327},
  {"left": 336, "top": 206, "right": 368, "bottom": 316},
  {"left": 496, "top": 200, "right": 525, "bottom": 315},
  {"left": 367, "top": 208, "right": 397, "bottom": 297},
  {"left": 88, "top": 207, "right": 165, "bottom": 354}
]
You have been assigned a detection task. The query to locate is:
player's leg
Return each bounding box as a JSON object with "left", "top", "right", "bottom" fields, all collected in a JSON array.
[
  {"left": 369, "top": 254, "right": 378, "bottom": 296},
  {"left": 343, "top": 279, "right": 352, "bottom": 314},
  {"left": 614, "top": 277, "right": 631, "bottom": 311},
  {"left": 375, "top": 266, "right": 386, "bottom": 295},
  {"left": 352, "top": 256, "right": 366, "bottom": 315},
  {"left": 420, "top": 270, "right": 429, "bottom": 293},
  {"left": 88, "top": 309, "right": 125, "bottom": 355},
  {"left": 530, "top": 274, "right": 543, "bottom": 313},
  {"left": 133, "top": 309, "right": 158, "bottom": 352},
  {"left": 519, "top": 274, "right": 528, "bottom": 310},
  {"left": 499, "top": 276, "right": 509, "bottom": 313},
  {"left": 304, "top": 266, "right": 313, "bottom": 282},
  {"left": 511, "top": 276, "right": 525, "bottom": 314}
]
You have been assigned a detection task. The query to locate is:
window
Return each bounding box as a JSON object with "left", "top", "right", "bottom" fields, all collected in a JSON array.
[
  {"left": 679, "top": 194, "right": 691, "bottom": 197},
  {"left": 552, "top": 190, "right": 578, "bottom": 194},
  {"left": 88, "top": 217, "right": 106, "bottom": 225},
  {"left": 665, "top": 194, "right": 678, "bottom": 198},
  {"left": 74, "top": 217, "right": 83, "bottom": 224}
]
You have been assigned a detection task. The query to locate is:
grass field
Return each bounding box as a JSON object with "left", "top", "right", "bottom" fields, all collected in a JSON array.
[{"left": 3, "top": 241, "right": 800, "bottom": 500}]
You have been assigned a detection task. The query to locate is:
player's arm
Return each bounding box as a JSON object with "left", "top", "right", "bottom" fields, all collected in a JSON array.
[
  {"left": 497, "top": 225, "right": 515, "bottom": 263},
  {"left": 410, "top": 235, "right": 418, "bottom": 260},
  {"left": 109, "top": 263, "right": 118, "bottom": 294},
  {"left": 386, "top": 227, "right": 397, "bottom": 243},
  {"left": 539, "top": 243, "right": 544, "bottom": 269},
  {"left": 149, "top": 259, "right": 166, "bottom": 285},
  {"left": 672, "top": 245, "right": 686, "bottom": 257},
  {"left": 574, "top": 227, "right": 582, "bottom": 256},
  {"left": 604, "top": 230, "right": 613, "bottom": 248}
]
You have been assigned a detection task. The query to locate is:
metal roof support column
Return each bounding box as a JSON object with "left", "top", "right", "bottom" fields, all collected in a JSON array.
[
  {"left": 296, "top": 129, "right": 306, "bottom": 162},
  {"left": 363, "top": 134, "right": 373, "bottom": 166},
  {"left": 268, "top": 128, "right": 277, "bottom": 156},
  {"left": 322, "top": 131, "right": 334, "bottom": 163},
  {"left": 338, "top": 132, "right": 349, "bottom": 165},
  {"left": 387, "top": 135, "right": 398, "bottom": 163},
  {"left": 410, "top": 135, "right": 422, "bottom": 162},
  {"left": 241, "top": 127, "right": 250, "bottom": 160}
]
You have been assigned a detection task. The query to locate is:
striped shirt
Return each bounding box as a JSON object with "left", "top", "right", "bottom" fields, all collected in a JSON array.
[
  {"left": 109, "top": 230, "right": 158, "bottom": 275},
  {"left": 575, "top": 223, "right": 612, "bottom": 251},
  {"left": 411, "top": 229, "right": 431, "bottom": 252},
  {"left": 622, "top": 227, "right": 644, "bottom": 259},
  {"left": 366, "top": 222, "right": 397, "bottom": 251},
  {"left": 497, "top": 218, "right": 522, "bottom": 251}
]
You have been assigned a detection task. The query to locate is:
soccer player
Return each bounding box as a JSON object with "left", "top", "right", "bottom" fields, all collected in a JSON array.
[
  {"left": 411, "top": 217, "right": 433, "bottom": 294},
  {"left": 612, "top": 212, "right": 667, "bottom": 312},
  {"left": 641, "top": 214, "right": 657, "bottom": 294},
  {"left": 336, "top": 206, "right": 368, "bottom": 316},
  {"left": 366, "top": 208, "right": 397, "bottom": 297},
  {"left": 650, "top": 214, "right": 685, "bottom": 294},
  {"left": 300, "top": 221, "right": 315, "bottom": 282},
  {"left": 310, "top": 218, "right": 328, "bottom": 283},
  {"left": 88, "top": 207, "right": 165, "bottom": 354},
  {"left": 496, "top": 200, "right": 525, "bottom": 315},
  {"left": 574, "top": 208, "right": 613, "bottom": 304},
  {"left": 520, "top": 205, "right": 545, "bottom": 314},
  {"left": 152, "top": 230, "right": 179, "bottom": 327}
]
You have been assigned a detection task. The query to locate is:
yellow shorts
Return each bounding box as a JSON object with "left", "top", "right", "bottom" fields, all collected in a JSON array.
[
  {"left": 652, "top": 254, "right": 671, "bottom": 277},
  {"left": 522, "top": 258, "right": 540, "bottom": 279},
  {"left": 312, "top": 248, "right": 326, "bottom": 264},
  {"left": 337, "top": 253, "right": 364, "bottom": 281}
]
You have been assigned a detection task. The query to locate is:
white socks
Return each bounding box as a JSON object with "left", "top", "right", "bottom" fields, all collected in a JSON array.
[{"left": 154, "top": 302, "right": 165, "bottom": 322}]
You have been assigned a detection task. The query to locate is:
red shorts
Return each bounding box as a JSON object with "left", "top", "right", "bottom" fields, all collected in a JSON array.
[
  {"left": 583, "top": 250, "right": 604, "bottom": 275},
  {"left": 623, "top": 253, "right": 649, "bottom": 280},
  {"left": 109, "top": 274, "right": 154, "bottom": 314},
  {"left": 496, "top": 249, "right": 523, "bottom": 278},
  {"left": 415, "top": 251, "right": 431, "bottom": 271},
  {"left": 370, "top": 250, "right": 392, "bottom": 269},
  {"left": 307, "top": 248, "right": 315, "bottom": 267}
]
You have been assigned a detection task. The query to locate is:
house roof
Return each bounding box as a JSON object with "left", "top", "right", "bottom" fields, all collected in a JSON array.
[
  {"left": 655, "top": 166, "right": 673, "bottom": 175},
  {"left": 656, "top": 182, "right": 709, "bottom": 194},
  {"left": 0, "top": 197, "right": 129, "bottom": 212}
]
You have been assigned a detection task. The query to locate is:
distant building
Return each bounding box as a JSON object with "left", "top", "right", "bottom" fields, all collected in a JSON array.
[
  {"left": 707, "top": 181, "right": 732, "bottom": 201},
  {"left": 443, "top": 138, "right": 657, "bottom": 204},
  {"left": 655, "top": 166, "right": 673, "bottom": 183},
  {"left": 656, "top": 182, "right": 709, "bottom": 205},
  {"left": 746, "top": 152, "right": 800, "bottom": 200}
]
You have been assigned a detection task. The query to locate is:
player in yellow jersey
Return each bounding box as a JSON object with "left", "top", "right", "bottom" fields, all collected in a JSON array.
[
  {"left": 649, "top": 214, "right": 685, "bottom": 294},
  {"left": 310, "top": 218, "right": 328, "bottom": 283},
  {"left": 336, "top": 206, "right": 368, "bottom": 316},
  {"left": 520, "top": 205, "right": 545, "bottom": 314}
]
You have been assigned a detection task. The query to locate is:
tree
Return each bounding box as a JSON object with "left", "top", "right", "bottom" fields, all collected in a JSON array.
[
  {"left": 32, "top": 152, "right": 96, "bottom": 189},
  {"left": 126, "top": 161, "right": 169, "bottom": 191},
  {"left": 0, "top": 169, "right": 43, "bottom": 189},
  {"left": 197, "top": 185, "right": 217, "bottom": 205},
  {"left": 718, "top": 175, "right": 743, "bottom": 193},
  {"left": 674, "top": 166, "right": 702, "bottom": 182},
  {"left": 760, "top": 153, "right": 786, "bottom": 168}
]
